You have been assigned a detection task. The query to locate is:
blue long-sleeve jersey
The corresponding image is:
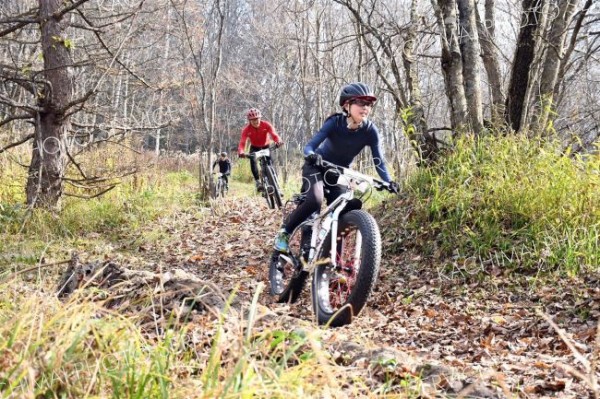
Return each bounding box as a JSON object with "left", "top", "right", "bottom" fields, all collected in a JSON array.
[{"left": 303, "top": 114, "right": 392, "bottom": 182}]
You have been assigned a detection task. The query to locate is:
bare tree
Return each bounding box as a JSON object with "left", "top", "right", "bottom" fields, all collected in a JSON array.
[
  {"left": 0, "top": 0, "right": 176, "bottom": 208},
  {"left": 530, "top": 0, "right": 579, "bottom": 134},
  {"left": 476, "top": 0, "right": 506, "bottom": 124},
  {"left": 3, "top": 0, "right": 600, "bottom": 207},
  {"left": 332, "top": 0, "right": 442, "bottom": 168},
  {"left": 457, "top": 0, "right": 484, "bottom": 134},
  {"left": 402, "top": 0, "right": 438, "bottom": 164},
  {"left": 432, "top": 0, "right": 469, "bottom": 132},
  {"left": 26, "top": 0, "right": 79, "bottom": 209},
  {"left": 172, "top": 0, "right": 226, "bottom": 198},
  {"left": 505, "top": 0, "right": 546, "bottom": 132}
]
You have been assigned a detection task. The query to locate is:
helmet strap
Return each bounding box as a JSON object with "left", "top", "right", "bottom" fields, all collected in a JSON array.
[
  {"left": 345, "top": 104, "right": 363, "bottom": 130},
  {"left": 347, "top": 115, "right": 363, "bottom": 130}
]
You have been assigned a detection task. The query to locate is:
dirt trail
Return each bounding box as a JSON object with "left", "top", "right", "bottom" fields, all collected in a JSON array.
[{"left": 127, "top": 195, "right": 599, "bottom": 398}]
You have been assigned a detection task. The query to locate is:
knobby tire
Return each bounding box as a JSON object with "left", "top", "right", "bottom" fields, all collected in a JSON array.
[
  {"left": 311, "top": 210, "right": 382, "bottom": 327},
  {"left": 264, "top": 165, "right": 283, "bottom": 209}
]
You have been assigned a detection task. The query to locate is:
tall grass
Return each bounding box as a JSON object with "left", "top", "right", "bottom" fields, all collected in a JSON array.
[
  {"left": 0, "top": 288, "right": 174, "bottom": 398},
  {"left": 1, "top": 148, "right": 198, "bottom": 233},
  {"left": 0, "top": 281, "right": 407, "bottom": 398},
  {"left": 403, "top": 135, "right": 599, "bottom": 274},
  {"left": 0, "top": 146, "right": 202, "bottom": 270}
]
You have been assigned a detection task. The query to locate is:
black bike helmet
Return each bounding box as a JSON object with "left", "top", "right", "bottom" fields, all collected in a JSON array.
[{"left": 338, "top": 82, "right": 377, "bottom": 106}]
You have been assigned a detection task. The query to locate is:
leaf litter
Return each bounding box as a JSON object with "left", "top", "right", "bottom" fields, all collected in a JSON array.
[{"left": 55, "top": 195, "right": 600, "bottom": 398}]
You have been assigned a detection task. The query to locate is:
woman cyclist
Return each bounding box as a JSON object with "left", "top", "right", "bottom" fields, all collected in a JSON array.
[{"left": 273, "top": 82, "right": 399, "bottom": 252}]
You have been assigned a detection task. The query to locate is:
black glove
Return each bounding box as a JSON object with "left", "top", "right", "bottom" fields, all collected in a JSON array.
[
  {"left": 238, "top": 153, "right": 246, "bottom": 159},
  {"left": 389, "top": 181, "right": 399, "bottom": 194},
  {"left": 275, "top": 141, "right": 284, "bottom": 148},
  {"left": 305, "top": 153, "right": 322, "bottom": 166}
]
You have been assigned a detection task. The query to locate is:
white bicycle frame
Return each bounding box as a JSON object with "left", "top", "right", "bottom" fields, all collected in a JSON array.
[{"left": 281, "top": 163, "right": 385, "bottom": 272}]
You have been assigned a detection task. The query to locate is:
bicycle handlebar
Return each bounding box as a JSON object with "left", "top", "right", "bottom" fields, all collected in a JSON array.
[
  {"left": 312, "top": 157, "right": 396, "bottom": 193},
  {"left": 240, "top": 143, "right": 280, "bottom": 159}
]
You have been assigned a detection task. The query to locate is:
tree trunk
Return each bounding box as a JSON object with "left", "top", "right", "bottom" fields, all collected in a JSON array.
[
  {"left": 457, "top": 0, "right": 484, "bottom": 134},
  {"left": 201, "top": 0, "right": 225, "bottom": 200},
  {"left": 505, "top": 0, "right": 545, "bottom": 132},
  {"left": 403, "top": 0, "right": 435, "bottom": 164},
  {"left": 532, "top": 0, "right": 578, "bottom": 134},
  {"left": 26, "top": 0, "right": 73, "bottom": 209},
  {"left": 432, "top": 0, "right": 469, "bottom": 133},
  {"left": 476, "top": 0, "right": 506, "bottom": 125},
  {"left": 553, "top": 0, "right": 592, "bottom": 107}
]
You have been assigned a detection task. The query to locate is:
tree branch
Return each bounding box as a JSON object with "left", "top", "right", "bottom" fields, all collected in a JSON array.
[
  {"left": 0, "top": 93, "right": 43, "bottom": 113},
  {"left": 65, "top": 146, "right": 88, "bottom": 180},
  {"left": 75, "top": 4, "right": 151, "bottom": 88},
  {"left": 0, "top": 114, "right": 33, "bottom": 128},
  {"left": 64, "top": 185, "right": 116, "bottom": 199},
  {"left": 51, "top": 0, "right": 95, "bottom": 21},
  {"left": 0, "top": 133, "right": 34, "bottom": 154},
  {"left": 62, "top": 167, "right": 137, "bottom": 184},
  {"left": 0, "top": 20, "right": 35, "bottom": 38}
]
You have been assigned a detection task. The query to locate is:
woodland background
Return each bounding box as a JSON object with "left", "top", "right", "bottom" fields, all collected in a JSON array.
[
  {"left": 1, "top": 1, "right": 600, "bottom": 398},
  {"left": 1, "top": 0, "right": 599, "bottom": 207}
]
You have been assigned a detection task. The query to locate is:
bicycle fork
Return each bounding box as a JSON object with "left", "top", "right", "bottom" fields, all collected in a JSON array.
[{"left": 304, "top": 197, "right": 348, "bottom": 273}]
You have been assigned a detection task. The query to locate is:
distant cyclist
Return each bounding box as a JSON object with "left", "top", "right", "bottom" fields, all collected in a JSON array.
[
  {"left": 237, "top": 108, "right": 284, "bottom": 191},
  {"left": 212, "top": 151, "right": 232, "bottom": 190},
  {"left": 273, "top": 82, "right": 399, "bottom": 253}
]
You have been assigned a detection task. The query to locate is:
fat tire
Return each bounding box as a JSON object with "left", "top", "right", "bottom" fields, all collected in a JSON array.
[{"left": 311, "top": 210, "right": 381, "bottom": 327}]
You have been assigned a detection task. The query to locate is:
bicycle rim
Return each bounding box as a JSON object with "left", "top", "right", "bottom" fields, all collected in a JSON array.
[
  {"left": 311, "top": 210, "right": 381, "bottom": 326},
  {"left": 269, "top": 227, "right": 308, "bottom": 303}
]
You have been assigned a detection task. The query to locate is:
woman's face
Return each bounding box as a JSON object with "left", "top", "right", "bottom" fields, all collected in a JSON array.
[
  {"left": 249, "top": 118, "right": 260, "bottom": 127},
  {"left": 346, "top": 99, "right": 374, "bottom": 123}
]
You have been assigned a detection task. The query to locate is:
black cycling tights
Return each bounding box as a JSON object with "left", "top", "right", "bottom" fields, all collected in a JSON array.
[{"left": 284, "top": 162, "right": 343, "bottom": 234}]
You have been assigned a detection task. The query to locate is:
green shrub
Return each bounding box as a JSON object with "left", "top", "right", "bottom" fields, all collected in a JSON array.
[{"left": 404, "top": 135, "right": 600, "bottom": 274}]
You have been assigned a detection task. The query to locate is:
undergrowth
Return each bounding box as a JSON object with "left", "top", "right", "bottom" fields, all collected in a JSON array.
[
  {"left": 0, "top": 146, "right": 202, "bottom": 270},
  {"left": 0, "top": 281, "right": 413, "bottom": 398},
  {"left": 393, "top": 135, "right": 599, "bottom": 274}
]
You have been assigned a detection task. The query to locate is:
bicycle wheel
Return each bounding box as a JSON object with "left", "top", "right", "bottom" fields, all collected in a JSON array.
[
  {"left": 211, "top": 179, "right": 220, "bottom": 198},
  {"left": 219, "top": 178, "right": 227, "bottom": 197},
  {"left": 264, "top": 165, "right": 283, "bottom": 209},
  {"left": 269, "top": 225, "right": 310, "bottom": 303},
  {"left": 263, "top": 176, "right": 275, "bottom": 209},
  {"left": 311, "top": 210, "right": 382, "bottom": 327},
  {"left": 257, "top": 166, "right": 273, "bottom": 209}
]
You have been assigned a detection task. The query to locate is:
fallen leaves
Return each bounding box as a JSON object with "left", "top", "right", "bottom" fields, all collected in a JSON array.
[{"left": 97, "top": 194, "right": 600, "bottom": 398}]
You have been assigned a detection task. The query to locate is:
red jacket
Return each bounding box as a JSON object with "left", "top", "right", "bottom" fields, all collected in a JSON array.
[{"left": 237, "top": 120, "right": 282, "bottom": 154}]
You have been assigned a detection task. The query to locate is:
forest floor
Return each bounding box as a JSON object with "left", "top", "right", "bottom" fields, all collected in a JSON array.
[{"left": 62, "top": 192, "right": 599, "bottom": 398}]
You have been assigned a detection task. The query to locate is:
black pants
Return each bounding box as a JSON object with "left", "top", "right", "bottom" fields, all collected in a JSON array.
[
  {"left": 284, "top": 161, "right": 343, "bottom": 233},
  {"left": 249, "top": 145, "right": 272, "bottom": 181}
]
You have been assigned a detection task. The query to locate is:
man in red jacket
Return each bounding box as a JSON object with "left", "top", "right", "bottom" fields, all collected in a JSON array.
[{"left": 238, "top": 108, "right": 283, "bottom": 190}]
